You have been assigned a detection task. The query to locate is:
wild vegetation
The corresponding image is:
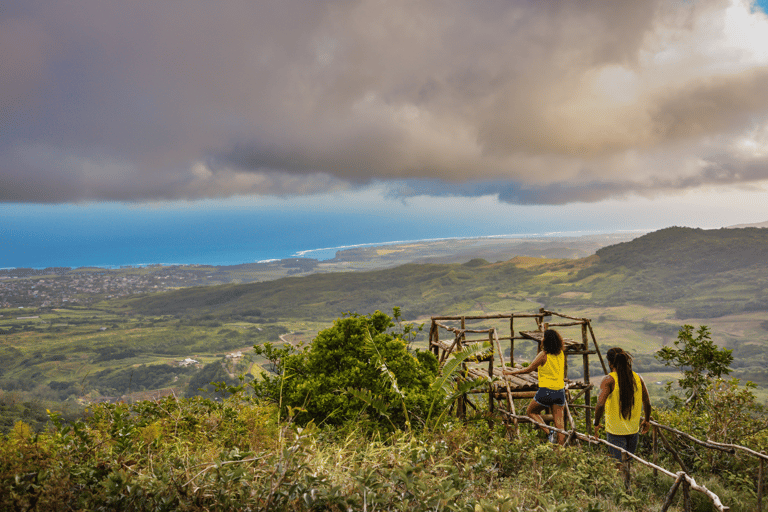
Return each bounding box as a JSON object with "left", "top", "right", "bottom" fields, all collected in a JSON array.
[
  {"left": 4, "top": 227, "right": 768, "bottom": 508},
  {"left": 3, "top": 311, "right": 768, "bottom": 511},
  {"left": 4, "top": 227, "right": 768, "bottom": 433}
]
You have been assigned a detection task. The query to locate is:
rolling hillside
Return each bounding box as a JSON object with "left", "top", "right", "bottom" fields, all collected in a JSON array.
[
  {"left": 5, "top": 226, "right": 768, "bottom": 434},
  {"left": 113, "top": 226, "right": 768, "bottom": 322}
]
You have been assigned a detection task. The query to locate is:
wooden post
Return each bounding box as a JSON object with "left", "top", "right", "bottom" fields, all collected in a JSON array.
[
  {"left": 493, "top": 329, "right": 518, "bottom": 436},
  {"left": 657, "top": 428, "right": 689, "bottom": 473},
  {"left": 653, "top": 424, "right": 659, "bottom": 478},
  {"left": 509, "top": 316, "right": 514, "bottom": 367},
  {"left": 459, "top": 316, "right": 466, "bottom": 420},
  {"left": 587, "top": 322, "right": 608, "bottom": 375},
  {"left": 430, "top": 320, "right": 439, "bottom": 357},
  {"left": 683, "top": 479, "right": 692, "bottom": 512},
  {"left": 563, "top": 349, "right": 568, "bottom": 380},
  {"left": 583, "top": 350, "right": 591, "bottom": 431},
  {"left": 661, "top": 473, "right": 685, "bottom": 512},
  {"left": 757, "top": 458, "right": 765, "bottom": 511},
  {"left": 488, "top": 332, "right": 495, "bottom": 422},
  {"left": 563, "top": 392, "right": 576, "bottom": 438}
]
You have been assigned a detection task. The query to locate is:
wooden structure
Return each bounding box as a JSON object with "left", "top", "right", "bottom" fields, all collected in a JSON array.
[
  {"left": 425, "top": 308, "right": 768, "bottom": 510},
  {"left": 428, "top": 308, "right": 608, "bottom": 429}
]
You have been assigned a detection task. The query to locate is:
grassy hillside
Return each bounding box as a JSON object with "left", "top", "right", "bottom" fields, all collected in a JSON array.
[
  {"left": 564, "top": 226, "right": 768, "bottom": 317},
  {"left": 5, "top": 227, "right": 768, "bottom": 510},
  {"left": 110, "top": 257, "right": 582, "bottom": 320},
  {"left": 110, "top": 227, "right": 768, "bottom": 323},
  {"left": 4, "top": 226, "right": 768, "bottom": 433}
]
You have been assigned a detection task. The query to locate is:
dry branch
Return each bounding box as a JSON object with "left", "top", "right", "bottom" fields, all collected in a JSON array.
[
  {"left": 650, "top": 421, "right": 735, "bottom": 454},
  {"left": 704, "top": 440, "right": 768, "bottom": 461},
  {"left": 539, "top": 309, "right": 588, "bottom": 322}
]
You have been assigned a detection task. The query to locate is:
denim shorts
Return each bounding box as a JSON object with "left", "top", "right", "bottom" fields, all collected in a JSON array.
[
  {"left": 533, "top": 387, "right": 565, "bottom": 407},
  {"left": 606, "top": 432, "right": 639, "bottom": 462}
]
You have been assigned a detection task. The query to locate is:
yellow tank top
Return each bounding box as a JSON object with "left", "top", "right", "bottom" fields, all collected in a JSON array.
[
  {"left": 606, "top": 371, "right": 643, "bottom": 435},
  {"left": 537, "top": 350, "right": 564, "bottom": 390}
]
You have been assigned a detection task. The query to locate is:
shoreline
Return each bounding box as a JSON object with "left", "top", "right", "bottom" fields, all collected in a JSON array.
[{"left": 1, "top": 229, "right": 649, "bottom": 271}]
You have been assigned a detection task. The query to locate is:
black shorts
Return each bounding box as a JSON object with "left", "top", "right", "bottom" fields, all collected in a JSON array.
[{"left": 534, "top": 387, "right": 566, "bottom": 407}]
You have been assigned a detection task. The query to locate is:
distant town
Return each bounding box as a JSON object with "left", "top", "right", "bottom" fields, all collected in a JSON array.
[{"left": 0, "top": 266, "right": 205, "bottom": 308}]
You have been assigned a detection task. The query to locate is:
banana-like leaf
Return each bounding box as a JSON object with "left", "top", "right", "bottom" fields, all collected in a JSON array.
[
  {"left": 425, "top": 341, "right": 490, "bottom": 427},
  {"left": 362, "top": 328, "right": 411, "bottom": 430},
  {"left": 346, "top": 388, "right": 390, "bottom": 417},
  {"left": 345, "top": 387, "right": 397, "bottom": 431},
  {"left": 430, "top": 341, "right": 490, "bottom": 393}
]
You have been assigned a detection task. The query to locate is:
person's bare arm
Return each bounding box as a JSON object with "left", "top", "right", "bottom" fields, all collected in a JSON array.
[
  {"left": 593, "top": 375, "right": 614, "bottom": 437},
  {"left": 504, "top": 350, "right": 547, "bottom": 375},
  {"left": 639, "top": 376, "right": 652, "bottom": 434}
]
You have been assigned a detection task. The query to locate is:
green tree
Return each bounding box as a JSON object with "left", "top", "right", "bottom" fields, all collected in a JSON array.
[
  {"left": 655, "top": 324, "right": 733, "bottom": 407},
  {"left": 252, "top": 310, "right": 439, "bottom": 430}
]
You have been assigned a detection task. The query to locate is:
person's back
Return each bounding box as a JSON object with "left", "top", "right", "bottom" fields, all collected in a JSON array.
[
  {"left": 593, "top": 347, "right": 651, "bottom": 461},
  {"left": 605, "top": 369, "right": 642, "bottom": 435}
]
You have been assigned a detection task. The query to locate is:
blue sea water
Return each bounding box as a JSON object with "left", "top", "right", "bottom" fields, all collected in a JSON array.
[
  {"left": 0, "top": 203, "right": 501, "bottom": 269},
  {"left": 0, "top": 199, "right": 635, "bottom": 269}
]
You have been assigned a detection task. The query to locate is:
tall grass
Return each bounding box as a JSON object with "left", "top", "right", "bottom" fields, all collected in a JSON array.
[{"left": 2, "top": 393, "right": 718, "bottom": 511}]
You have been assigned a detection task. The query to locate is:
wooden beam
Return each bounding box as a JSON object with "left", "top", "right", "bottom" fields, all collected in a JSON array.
[
  {"left": 496, "top": 410, "right": 729, "bottom": 512},
  {"left": 587, "top": 322, "right": 608, "bottom": 375}
]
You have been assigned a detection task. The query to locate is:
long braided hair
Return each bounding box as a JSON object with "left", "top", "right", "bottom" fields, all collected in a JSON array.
[{"left": 607, "top": 347, "right": 635, "bottom": 420}]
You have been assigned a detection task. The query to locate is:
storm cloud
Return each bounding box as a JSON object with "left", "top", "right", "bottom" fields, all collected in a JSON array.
[{"left": 2, "top": 0, "right": 768, "bottom": 204}]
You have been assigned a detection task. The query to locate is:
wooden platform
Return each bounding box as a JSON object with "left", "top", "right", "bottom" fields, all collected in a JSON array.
[
  {"left": 465, "top": 366, "right": 591, "bottom": 395},
  {"left": 428, "top": 309, "right": 606, "bottom": 426}
]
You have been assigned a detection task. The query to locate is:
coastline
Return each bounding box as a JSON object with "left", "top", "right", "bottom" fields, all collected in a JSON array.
[{"left": 1, "top": 230, "right": 648, "bottom": 272}]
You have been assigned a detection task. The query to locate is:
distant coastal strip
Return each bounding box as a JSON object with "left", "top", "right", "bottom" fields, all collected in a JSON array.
[{"left": 290, "top": 230, "right": 650, "bottom": 259}]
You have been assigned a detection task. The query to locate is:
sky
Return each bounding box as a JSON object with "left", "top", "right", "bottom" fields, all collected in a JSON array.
[{"left": 3, "top": 0, "right": 768, "bottom": 266}]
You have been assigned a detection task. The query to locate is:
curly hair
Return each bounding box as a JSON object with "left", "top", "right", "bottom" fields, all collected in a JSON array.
[{"left": 542, "top": 329, "right": 563, "bottom": 355}]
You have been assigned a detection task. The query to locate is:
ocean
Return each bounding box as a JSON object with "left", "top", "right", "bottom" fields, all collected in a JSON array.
[
  {"left": 1, "top": 199, "right": 651, "bottom": 270},
  {"left": 0, "top": 202, "right": 545, "bottom": 269}
]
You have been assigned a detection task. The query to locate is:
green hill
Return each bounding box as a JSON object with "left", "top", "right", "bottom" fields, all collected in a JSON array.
[
  {"left": 110, "top": 259, "right": 548, "bottom": 320},
  {"left": 112, "top": 226, "right": 768, "bottom": 322},
  {"left": 6, "top": 225, "right": 768, "bottom": 435},
  {"left": 560, "top": 226, "right": 768, "bottom": 318}
]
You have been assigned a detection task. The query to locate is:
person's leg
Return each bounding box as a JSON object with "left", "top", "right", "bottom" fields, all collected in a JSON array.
[
  {"left": 550, "top": 404, "right": 565, "bottom": 444},
  {"left": 526, "top": 400, "right": 549, "bottom": 435},
  {"left": 606, "top": 433, "right": 629, "bottom": 462},
  {"left": 625, "top": 433, "right": 639, "bottom": 455}
]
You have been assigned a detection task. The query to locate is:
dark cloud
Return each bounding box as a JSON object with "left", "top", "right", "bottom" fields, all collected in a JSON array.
[{"left": 2, "top": 0, "right": 768, "bottom": 203}]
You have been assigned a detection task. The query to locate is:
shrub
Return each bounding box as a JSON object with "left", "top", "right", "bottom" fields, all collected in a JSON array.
[{"left": 252, "top": 310, "right": 440, "bottom": 430}]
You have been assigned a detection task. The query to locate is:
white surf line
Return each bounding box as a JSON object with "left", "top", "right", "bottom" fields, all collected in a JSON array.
[{"left": 291, "top": 229, "right": 650, "bottom": 258}]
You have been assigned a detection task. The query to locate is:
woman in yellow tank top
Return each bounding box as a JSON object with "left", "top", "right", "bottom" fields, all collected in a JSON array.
[
  {"left": 593, "top": 347, "right": 652, "bottom": 461},
  {"left": 504, "top": 329, "right": 565, "bottom": 445}
]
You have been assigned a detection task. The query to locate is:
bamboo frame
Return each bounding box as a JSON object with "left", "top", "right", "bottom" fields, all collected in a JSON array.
[
  {"left": 429, "top": 309, "right": 599, "bottom": 427},
  {"left": 428, "top": 311, "right": 768, "bottom": 512}
]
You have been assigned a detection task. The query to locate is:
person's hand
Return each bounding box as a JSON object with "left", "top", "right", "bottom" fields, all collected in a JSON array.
[
  {"left": 640, "top": 419, "right": 650, "bottom": 434},
  {"left": 593, "top": 423, "right": 601, "bottom": 440}
]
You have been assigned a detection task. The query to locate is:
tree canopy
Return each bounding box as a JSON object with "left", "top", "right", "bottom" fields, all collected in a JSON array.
[
  {"left": 253, "top": 310, "right": 440, "bottom": 429},
  {"left": 656, "top": 324, "right": 733, "bottom": 406}
]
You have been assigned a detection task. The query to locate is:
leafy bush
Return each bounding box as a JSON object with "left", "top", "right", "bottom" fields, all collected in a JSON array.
[
  {"left": 252, "top": 310, "right": 440, "bottom": 430},
  {"left": 0, "top": 397, "right": 672, "bottom": 511}
]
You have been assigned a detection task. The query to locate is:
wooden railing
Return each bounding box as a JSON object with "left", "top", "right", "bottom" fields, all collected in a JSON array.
[{"left": 498, "top": 410, "right": 729, "bottom": 511}]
